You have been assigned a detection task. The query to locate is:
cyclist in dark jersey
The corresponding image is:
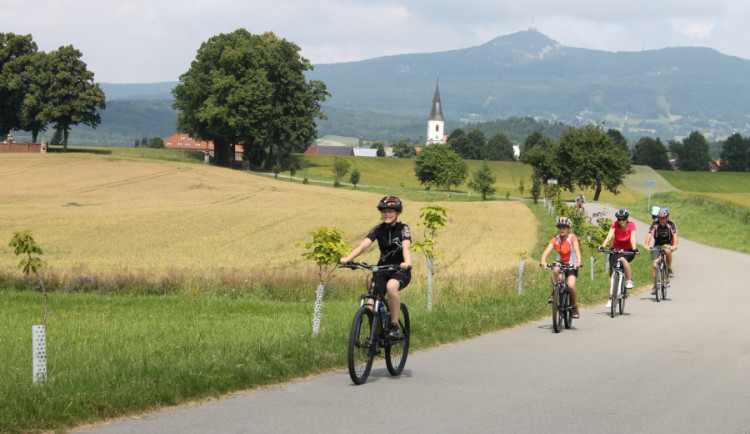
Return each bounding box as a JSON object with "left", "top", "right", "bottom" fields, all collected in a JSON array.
[
  {"left": 645, "top": 208, "right": 679, "bottom": 292},
  {"left": 340, "top": 196, "right": 412, "bottom": 339}
]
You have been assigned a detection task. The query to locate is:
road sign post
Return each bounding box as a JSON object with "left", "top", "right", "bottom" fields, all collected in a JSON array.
[{"left": 645, "top": 180, "right": 655, "bottom": 211}]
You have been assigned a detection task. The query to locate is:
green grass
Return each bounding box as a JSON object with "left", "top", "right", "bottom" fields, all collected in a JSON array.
[
  {"left": 0, "top": 202, "right": 653, "bottom": 432},
  {"left": 656, "top": 170, "right": 750, "bottom": 193}
]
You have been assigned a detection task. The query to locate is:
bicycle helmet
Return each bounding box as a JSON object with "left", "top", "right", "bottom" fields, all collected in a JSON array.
[
  {"left": 658, "top": 209, "right": 669, "bottom": 218},
  {"left": 556, "top": 216, "right": 572, "bottom": 227},
  {"left": 376, "top": 195, "right": 403, "bottom": 212},
  {"left": 615, "top": 208, "right": 629, "bottom": 219}
]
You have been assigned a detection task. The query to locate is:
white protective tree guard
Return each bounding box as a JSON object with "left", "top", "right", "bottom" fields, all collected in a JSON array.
[
  {"left": 591, "top": 256, "right": 595, "bottom": 281},
  {"left": 32, "top": 325, "right": 47, "bottom": 384},
  {"left": 312, "top": 283, "right": 325, "bottom": 336},
  {"left": 518, "top": 260, "right": 525, "bottom": 294},
  {"left": 426, "top": 258, "right": 434, "bottom": 311}
]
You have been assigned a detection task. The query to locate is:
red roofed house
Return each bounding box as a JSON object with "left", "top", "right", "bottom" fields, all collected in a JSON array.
[{"left": 164, "top": 133, "right": 244, "bottom": 161}]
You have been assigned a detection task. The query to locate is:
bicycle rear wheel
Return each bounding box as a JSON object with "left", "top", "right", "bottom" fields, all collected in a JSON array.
[
  {"left": 552, "top": 284, "right": 562, "bottom": 333},
  {"left": 348, "top": 306, "right": 376, "bottom": 385},
  {"left": 662, "top": 274, "right": 668, "bottom": 300},
  {"left": 386, "top": 304, "right": 410, "bottom": 376}
]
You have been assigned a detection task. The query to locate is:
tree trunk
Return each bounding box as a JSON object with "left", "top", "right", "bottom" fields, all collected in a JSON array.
[
  {"left": 62, "top": 128, "right": 69, "bottom": 152},
  {"left": 593, "top": 186, "right": 602, "bottom": 201}
]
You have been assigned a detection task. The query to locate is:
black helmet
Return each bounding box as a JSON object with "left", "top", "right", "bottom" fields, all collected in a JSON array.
[
  {"left": 615, "top": 208, "right": 630, "bottom": 219},
  {"left": 377, "top": 195, "right": 403, "bottom": 212}
]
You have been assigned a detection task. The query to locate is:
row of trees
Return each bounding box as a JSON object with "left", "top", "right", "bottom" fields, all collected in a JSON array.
[
  {"left": 0, "top": 33, "right": 106, "bottom": 150},
  {"left": 134, "top": 136, "right": 165, "bottom": 148},
  {"left": 446, "top": 128, "right": 516, "bottom": 161},
  {"left": 172, "top": 29, "right": 328, "bottom": 168}
]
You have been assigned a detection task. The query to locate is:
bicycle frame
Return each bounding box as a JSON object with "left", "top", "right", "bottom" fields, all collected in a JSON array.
[
  {"left": 653, "top": 245, "right": 670, "bottom": 301},
  {"left": 543, "top": 263, "right": 576, "bottom": 333},
  {"left": 600, "top": 249, "right": 634, "bottom": 317}
]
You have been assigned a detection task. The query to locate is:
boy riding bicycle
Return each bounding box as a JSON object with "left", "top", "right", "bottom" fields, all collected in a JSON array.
[
  {"left": 644, "top": 208, "right": 678, "bottom": 293},
  {"left": 340, "top": 196, "right": 412, "bottom": 339},
  {"left": 541, "top": 217, "right": 582, "bottom": 318}
]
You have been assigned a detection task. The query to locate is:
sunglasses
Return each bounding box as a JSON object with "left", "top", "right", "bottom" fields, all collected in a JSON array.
[{"left": 617, "top": 217, "right": 628, "bottom": 221}]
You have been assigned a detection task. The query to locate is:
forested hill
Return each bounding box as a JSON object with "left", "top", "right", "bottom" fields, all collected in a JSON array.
[{"left": 29, "top": 29, "right": 750, "bottom": 147}]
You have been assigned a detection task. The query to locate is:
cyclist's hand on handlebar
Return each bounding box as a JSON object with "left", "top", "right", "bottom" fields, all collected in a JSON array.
[
  {"left": 400, "top": 262, "right": 411, "bottom": 271},
  {"left": 339, "top": 257, "right": 350, "bottom": 265},
  {"left": 597, "top": 246, "right": 604, "bottom": 252}
]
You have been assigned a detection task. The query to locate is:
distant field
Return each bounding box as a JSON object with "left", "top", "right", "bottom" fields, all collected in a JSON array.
[
  {"left": 657, "top": 170, "right": 750, "bottom": 194},
  {"left": 296, "top": 154, "right": 642, "bottom": 203},
  {"left": 0, "top": 152, "right": 535, "bottom": 286}
]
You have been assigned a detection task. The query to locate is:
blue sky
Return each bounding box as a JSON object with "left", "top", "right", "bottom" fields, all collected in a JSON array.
[{"left": 3, "top": 0, "right": 746, "bottom": 83}]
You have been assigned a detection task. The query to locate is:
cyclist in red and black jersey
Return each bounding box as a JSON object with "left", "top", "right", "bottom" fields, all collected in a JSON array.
[
  {"left": 340, "top": 196, "right": 412, "bottom": 339},
  {"left": 645, "top": 208, "right": 679, "bottom": 290}
]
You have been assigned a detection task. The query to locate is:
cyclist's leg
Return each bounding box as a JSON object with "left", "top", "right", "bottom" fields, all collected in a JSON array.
[
  {"left": 665, "top": 248, "right": 674, "bottom": 271},
  {"left": 620, "top": 257, "right": 632, "bottom": 281},
  {"left": 386, "top": 278, "right": 401, "bottom": 324},
  {"left": 566, "top": 272, "right": 578, "bottom": 307}
]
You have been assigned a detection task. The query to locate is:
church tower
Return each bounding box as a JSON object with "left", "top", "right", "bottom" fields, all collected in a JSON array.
[{"left": 426, "top": 79, "right": 445, "bottom": 145}]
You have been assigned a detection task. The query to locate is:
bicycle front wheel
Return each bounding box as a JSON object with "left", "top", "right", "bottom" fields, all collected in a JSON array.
[
  {"left": 562, "top": 290, "right": 572, "bottom": 329},
  {"left": 386, "top": 304, "right": 410, "bottom": 376},
  {"left": 348, "top": 306, "right": 376, "bottom": 385},
  {"left": 609, "top": 273, "right": 619, "bottom": 318},
  {"left": 661, "top": 263, "right": 668, "bottom": 300},
  {"left": 552, "top": 285, "right": 562, "bottom": 333},
  {"left": 655, "top": 265, "right": 663, "bottom": 302}
]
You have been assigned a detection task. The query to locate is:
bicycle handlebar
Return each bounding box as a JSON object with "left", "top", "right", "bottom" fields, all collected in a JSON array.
[
  {"left": 340, "top": 261, "right": 411, "bottom": 272},
  {"left": 541, "top": 263, "right": 582, "bottom": 271},
  {"left": 598, "top": 248, "right": 639, "bottom": 255}
]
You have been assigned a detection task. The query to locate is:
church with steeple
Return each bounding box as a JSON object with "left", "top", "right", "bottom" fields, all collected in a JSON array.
[{"left": 426, "top": 80, "right": 446, "bottom": 145}]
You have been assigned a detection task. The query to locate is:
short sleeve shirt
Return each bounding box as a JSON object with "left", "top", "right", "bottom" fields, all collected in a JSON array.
[
  {"left": 611, "top": 221, "right": 636, "bottom": 250},
  {"left": 648, "top": 220, "right": 678, "bottom": 245},
  {"left": 366, "top": 221, "right": 412, "bottom": 265}
]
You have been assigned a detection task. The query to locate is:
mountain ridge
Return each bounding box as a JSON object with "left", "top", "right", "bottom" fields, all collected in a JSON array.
[{"left": 72, "top": 29, "right": 750, "bottom": 145}]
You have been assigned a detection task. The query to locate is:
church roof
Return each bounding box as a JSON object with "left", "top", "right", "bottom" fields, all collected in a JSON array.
[{"left": 429, "top": 82, "right": 444, "bottom": 121}]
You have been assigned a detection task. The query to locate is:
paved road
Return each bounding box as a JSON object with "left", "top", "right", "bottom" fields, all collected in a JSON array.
[{"left": 79, "top": 205, "right": 750, "bottom": 433}]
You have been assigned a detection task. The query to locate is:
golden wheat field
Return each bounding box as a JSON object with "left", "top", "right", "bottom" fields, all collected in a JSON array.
[{"left": 0, "top": 152, "right": 536, "bottom": 287}]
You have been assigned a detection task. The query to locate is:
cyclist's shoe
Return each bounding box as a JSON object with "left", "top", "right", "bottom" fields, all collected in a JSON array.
[
  {"left": 668, "top": 268, "right": 674, "bottom": 278},
  {"left": 625, "top": 280, "right": 634, "bottom": 289},
  {"left": 651, "top": 286, "right": 657, "bottom": 295},
  {"left": 387, "top": 324, "right": 402, "bottom": 340},
  {"left": 605, "top": 297, "right": 612, "bottom": 308},
  {"left": 548, "top": 293, "right": 554, "bottom": 304},
  {"left": 572, "top": 305, "right": 580, "bottom": 318}
]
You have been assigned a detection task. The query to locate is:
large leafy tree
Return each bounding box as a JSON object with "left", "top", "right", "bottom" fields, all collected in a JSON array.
[
  {"left": 0, "top": 33, "right": 38, "bottom": 141},
  {"left": 519, "top": 135, "right": 559, "bottom": 183},
  {"left": 719, "top": 133, "right": 749, "bottom": 172},
  {"left": 670, "top": 130, "right": 711, "bottom": 171},
  {"left": 632, "top": 136, "right": 671, "bottom": 170},
  {"left": 38, "top": 45, "right": 106, "bottom": 150},
  {"left": 173, "top": 29, "right": 328, "bottom": 168},
  {"left": 414, "top": 144, "right": 468, "bottom": 190},
  {"left": 392, "top": 139, "right": 416, "bottom": 158},
  {"left": 556, "top": 124, "right": 632, "bottom": 201},
  {"left": 11, "top": 51, "right": 49, "bottom": 142}
]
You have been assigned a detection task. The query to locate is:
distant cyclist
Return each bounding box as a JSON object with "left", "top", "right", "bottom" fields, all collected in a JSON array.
[
  {"left": 645, "top": 208, "right": 678, "bottom": 292},
  {"left": 340, "top": 195, "right": 412, "bottom": 339},
  {"left": 574, "top": 192, "right": 586, "bottom": 211},
  {"left": 599, "top": 208, "right": 639, "bottom": 308},
  {"left": 541, "top": 217, "right": 582, "bottom": 318},
  {"left": 651, "top": 203, "right": 661, "bottom": 221}
]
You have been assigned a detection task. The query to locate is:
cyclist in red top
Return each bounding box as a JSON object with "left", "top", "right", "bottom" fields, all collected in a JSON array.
[
  {"left": 599, "top": 209, "right": 639, "bottom": 308},
  {"left": 340, "top": 196, "right": 412, "bottom": 340},
  {"left": 541, "top": 216, "right": 582, "bottom": 318}
]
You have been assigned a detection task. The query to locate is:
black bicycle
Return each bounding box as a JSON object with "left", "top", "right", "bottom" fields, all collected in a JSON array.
[
  {"left": 599, "top": 248, "right": 636, "bottom": 318},
  {"left": 543, "top": 263, "right": 579, "bottom": 333},
  {"left": 342, "top": 262, "right": 410, "bottom": 385},
  {"left": 652, "top": 245, "right": 671, "bottom": 302}
]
